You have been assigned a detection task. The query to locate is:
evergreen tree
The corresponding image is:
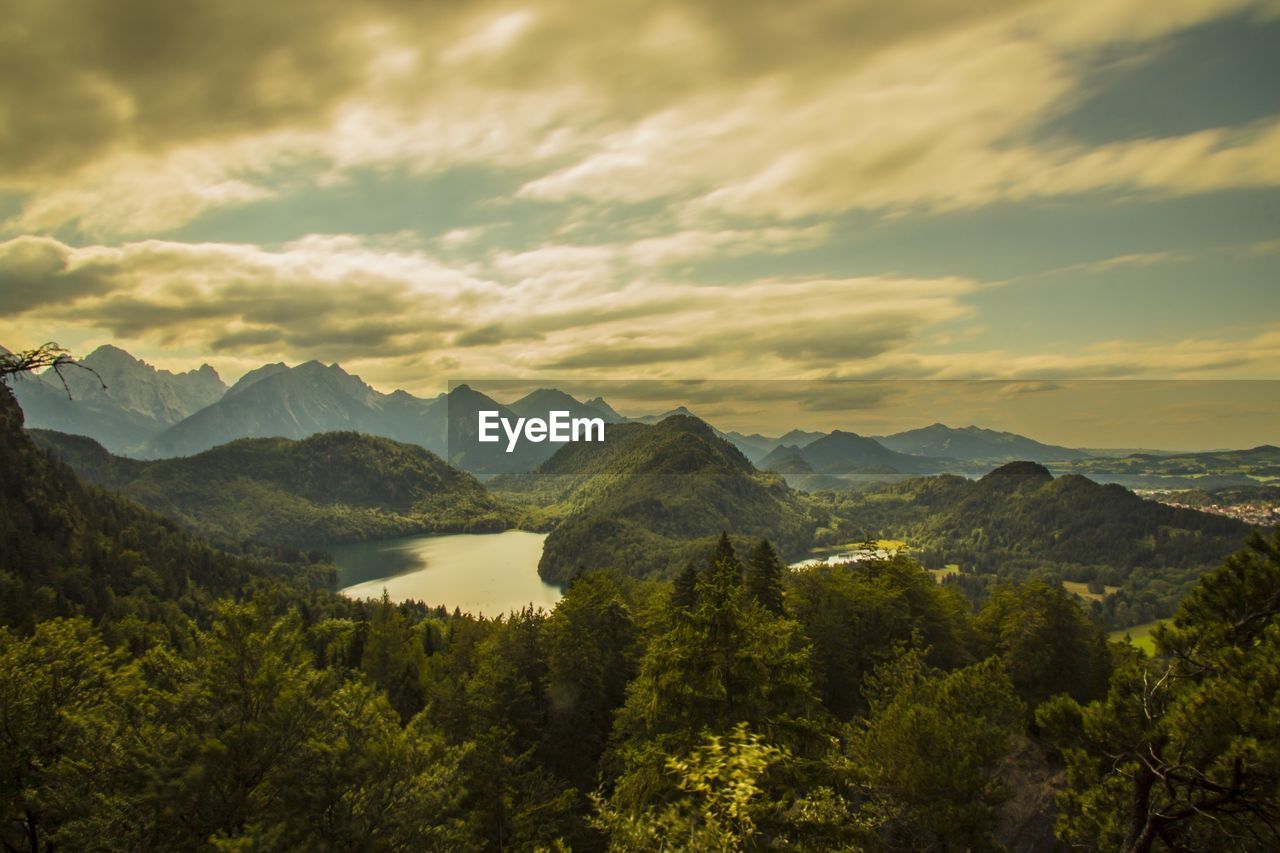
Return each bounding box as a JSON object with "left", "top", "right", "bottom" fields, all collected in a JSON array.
[
  {"left": 978, "top": 579, "right": 1111, "bottom": 713},
  {"left": 745, "top": 539, "right": 785, "bottom": 615},
  {"left": 671, "top": 561, "right": 699, "bottom": 610},
  {"left": 0, "top": 618, "right": 128, "bottom": 853},
  {"left": 786, "top": 557, "right": 975, "bottom": 719},
  {"left": 855, "top": 650, "right": 1025, "bottom": 850},
  {"left": 708, "top": 531, "right": 740, "bottom": 578},
  {"left": 609, "top": 535, "right": 819, "bottom": 811},
  {"left": 1040, "top": 531, "right": 1280, "bottom": 852},
  {"left": 360, "top": 590, "right": 428, "bottom": 722},
  {"left": 544, "top": 571, "right": 639, "bottom": 789}
]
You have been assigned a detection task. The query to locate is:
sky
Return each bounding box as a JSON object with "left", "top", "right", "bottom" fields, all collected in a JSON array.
[{"left": 1, "top": 0, "right": 1278, "bottom": 445}]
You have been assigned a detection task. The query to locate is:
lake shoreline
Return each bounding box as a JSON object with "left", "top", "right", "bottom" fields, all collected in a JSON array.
[{"left": 330, "top": 530, "right": 562, "bottom": 618}]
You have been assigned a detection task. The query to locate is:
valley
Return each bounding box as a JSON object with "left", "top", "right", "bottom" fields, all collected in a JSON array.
[
  {"left": 4, "top": 344, "right": 1278, "bottom": 852},
  {"left": 17, "top": 349, "right": 1270, "bottom": 632}
]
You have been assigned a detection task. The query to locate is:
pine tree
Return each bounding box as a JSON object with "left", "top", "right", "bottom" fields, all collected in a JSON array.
[
  {"left": 672, "top": 561, "right": 699, "bottom": 609},
  {"left": 708, "top": 531, "right": 740, "bottom": 579},
  {"left": 745, "top": 539, "right": 785, "bottom": 615},
  {"left": 1039, "top": 531, "right": 1280, "bottom": 852}
]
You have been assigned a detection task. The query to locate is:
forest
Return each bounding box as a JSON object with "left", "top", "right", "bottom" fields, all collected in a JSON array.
[{"left": 3, "top": 368, "right": 1280, "bottom": 852}]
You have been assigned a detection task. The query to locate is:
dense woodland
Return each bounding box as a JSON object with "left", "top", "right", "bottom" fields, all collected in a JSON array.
[
  {"left": 27, "top": 428, "right": 513, "bottom": 547},
  {"left": 494, "top": 416, "right": 818, "bottom": 584},
  {"left": 3, "top": 354, "right": 1279, "bottom": 851},
  {"left": 27, "top": 389, "right": 1250, "bottom": 636},
  {"left": 809, "top": 463, "right": 1250, "bottom": 631}
]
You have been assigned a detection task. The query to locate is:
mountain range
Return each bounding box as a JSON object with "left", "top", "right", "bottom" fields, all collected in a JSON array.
[
  {"left": 874, "top": 423, "right": 1089, "bottom": 463},
  {"left": 142, "top": 360, "right": 442, "bottom": 459},
  {"left": 9, "top": 345, "right": 225, "bottom": 453},
  {"left": 14, "top": 344, "right": 1271, "bottom": 488},
  {"left": 723, "top": 429, "right": 826, "bottom": 464},
  {"left": 763, "top": 430, "right": 947, "bottom": 478}
]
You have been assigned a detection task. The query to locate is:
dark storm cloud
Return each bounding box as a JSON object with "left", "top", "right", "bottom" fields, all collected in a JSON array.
[
  {"left": 0, "top": 237, "right": 115, "bottom": 313},
  {"left": 0, "top": 0, "right": 379, "bottom": 180}
]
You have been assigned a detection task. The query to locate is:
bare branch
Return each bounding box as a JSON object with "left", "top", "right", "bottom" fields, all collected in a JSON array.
[{"left": 0, "top": 342, "right": 105, "bottom": 399}]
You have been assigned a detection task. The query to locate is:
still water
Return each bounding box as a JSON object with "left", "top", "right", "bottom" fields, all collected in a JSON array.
[{"left": 332, "top": 530, "right": 562, "bottom": 617}]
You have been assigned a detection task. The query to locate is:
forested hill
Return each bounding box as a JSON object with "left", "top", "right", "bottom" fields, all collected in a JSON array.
[
  {"left": 815, "top": 461, "right": 1251, "bottom": 576},
  {"left": 30, "top": 428, "right": 514, "bottom": 548},
  {"left": 497, "top": 415, "right": 817, "bottom": 583},
  {"left": 0, "top": 384, "right": 330, "bottom": 632}
]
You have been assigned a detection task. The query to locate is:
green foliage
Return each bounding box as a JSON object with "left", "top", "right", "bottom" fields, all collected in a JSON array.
[
  {"left": 854, "top": 650, "right": 1026, "bottom": 851},
  {"left": 610, "top": 536, "right": 822, "bottom": 812},
  {"left": 0, "top": 618, "right": 130, "bottom": 853},
  {"left": 543, "top": 571, "right": 640, "bottom": 789},
  {"left": 0, "top": 386, "right": 332, "bottom": 631},
  {"left": 0, "top": 606, "right": 473, "bottom": 852},
  {"left": 786, "top": 557, "right": 975, "bottom": 720},
  {"left": 809, "top": 464, "right": 1250, "bottom": 630},
  {"left": 745, "top": 539, "right": 785, "bottom": 615},
  {"left": 977, "top": 579, "right": 1111, "bottom": 712},
  {"left": 361, "top": 590, "right": 430, "bottom": 722},
  {"left": 496, "top": 417, "right": 818, "bottom": 583},
  {"left": 30, "top": 428, "right": 514, "bottom": 547},
  {"left": 592, "top": 723, "right": 787, "bottom": 852},
  {"left": 1040, "top": 531, "right": 1280, "bottom": 852}
]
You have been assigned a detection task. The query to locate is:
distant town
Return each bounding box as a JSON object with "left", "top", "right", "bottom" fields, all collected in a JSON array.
[{"left": 1140, "top": 491, "right": 1280, "bottom": 528}]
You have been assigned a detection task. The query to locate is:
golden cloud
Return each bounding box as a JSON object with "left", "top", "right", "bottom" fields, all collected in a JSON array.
[{"left": 3, "top": 0, "right": 1278, "bottom": 235}]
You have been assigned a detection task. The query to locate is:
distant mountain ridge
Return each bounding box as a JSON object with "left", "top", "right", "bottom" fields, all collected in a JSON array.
[
  {"left": 724, "top": 428, "right": 825, "bottom": 464},
  {"left": 1049, "top": 444, "right": 1280, "bottom": 489},
  {"left": 12, "top": 345, "right": 1271, "bottom": 487},
  {"left": 9, "top": 344, "right": 225, "bottom": 453},
  {"left": 140, "top": 360, "right": 443, "bottom": 459},
  {"left": 795, "top": 430, "right": 946, "bottom": 475},
  {"left": 507, "top": 388, "right": 625, "bottom": 424},
  {"left": 875, "top": 423, "right": 1088, "bottom": 462}
]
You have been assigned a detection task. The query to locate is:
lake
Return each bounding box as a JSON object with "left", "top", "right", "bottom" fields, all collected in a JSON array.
[{"left": 332, "top": 530, "right": 562, "bottom": 617}]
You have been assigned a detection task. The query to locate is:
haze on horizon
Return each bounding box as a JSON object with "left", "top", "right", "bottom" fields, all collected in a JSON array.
[{"left": 2, "top": 0, "right": 1278, "bottom": 450}]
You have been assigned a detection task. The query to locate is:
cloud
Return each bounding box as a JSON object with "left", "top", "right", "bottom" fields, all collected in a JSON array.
[
  {"left": 830, "top": 328, "right": 1280, "bottom": 380},
  {"left": 623, "top": 226, "right": 829, "bottom": 267},
  {"left": 522, "top": 31, "right": 1280, "bottom": 219},
  {"left": 4, "top": 0, "right": 1278, "bottom": 235},
  {"left": 538, "top": 344, "right": 706, "bottom": 370},
  {"left": 0, "top": 237, "right": 113, "bottom": 312},
  {"left": 0, "top": 235, "right": 981, "bottom": 389}
]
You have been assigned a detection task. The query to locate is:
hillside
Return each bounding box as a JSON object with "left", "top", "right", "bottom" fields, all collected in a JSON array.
[
  {"left": 876, "top": 423, "right": 1088, "bottom": 463},
  {"left": 760, "top": 444, "right": 813, "bottom": 474},
  {"left": 31, "top": 429, "right": 513, "bottom": 547},
  {"left": 762, "top": 430, "right": 945, "bottom": 485},
  {"left": 495, "top": 415, "right": 817, "bottom": 583},
  {"left": 0, "top": 383, "right": 328, "bottom": 630},
  {"left": 9, "top": 344, "right": 225, "bottom": 453},
  {"left": 1049, "top": 444, "right": 1280, "bottom": 488},
  {"left": 813, "top": 461, "right": 1251, "bottom": 578}
]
